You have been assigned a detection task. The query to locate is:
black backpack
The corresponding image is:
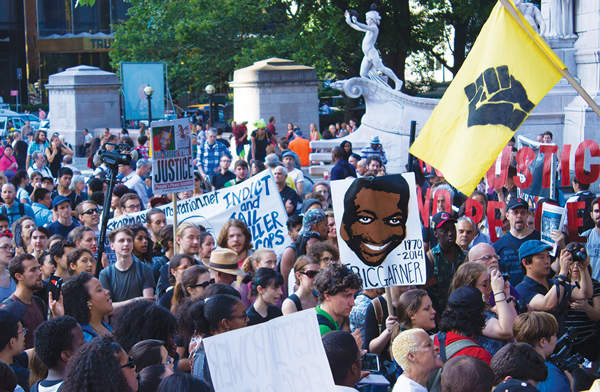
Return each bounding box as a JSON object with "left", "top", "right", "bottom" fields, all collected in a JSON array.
[
  {"left": 576, "top": 191, "right": 597, "bottom": 234},
  {"left": 1, "top": 203, "right": 25, "bottom": 223}
]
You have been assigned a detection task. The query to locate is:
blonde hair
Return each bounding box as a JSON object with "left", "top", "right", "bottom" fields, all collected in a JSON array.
[
  {"left": 175, "top": 222, "right": 200, "bottom": 239},
  {"left": 391, "top": 328, "right": 426, "bottom": 373}
]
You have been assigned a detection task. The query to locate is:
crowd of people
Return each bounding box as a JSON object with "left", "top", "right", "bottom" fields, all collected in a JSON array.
[{"left": 0, "top": 120, "right": 598, "bottom": 392}]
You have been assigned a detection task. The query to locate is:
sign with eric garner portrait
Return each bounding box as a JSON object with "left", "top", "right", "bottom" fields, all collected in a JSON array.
[
  {"left": 150, "top": 118, "right": 194, "bottom": 194},
  {"left": 330, "top": 172, "right": 426, "bottom": 289}
]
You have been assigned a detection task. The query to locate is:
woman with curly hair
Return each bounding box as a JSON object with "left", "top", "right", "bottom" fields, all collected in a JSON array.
[
  {"left": 433, "top": 285, "right": 492, "bottom": 364},
  {"left": 449, "top": 262, "right": 517, "bottom": 357},
  {"left": 307, "top": 241, "right": 339, "bottom": 270},
  {"left": 131, "top": 224, "right": 153, "bottom": 265},
  {"left": 111, "top": 299, "right": 178, "bottom": 355},
  {"left": 62, "top": 272, "right": 113, "bottom": 342},
  {"left": 314, "top": 262, "right": 362, "bottom": 336},
  {"left": 61, "top": 336, "right": 138, "bottom": 392}
]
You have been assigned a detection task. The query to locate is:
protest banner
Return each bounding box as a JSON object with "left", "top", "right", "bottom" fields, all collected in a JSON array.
[
  {"left": 150, "top": 119, "right": 195, "bottom": 194},
  {"left": 203, "top": 309, "right": 335, "bottom": 392},
  {"left": 541, "top": 203, "right": 565, "bottom": 256},
  {"left": 106, "top": 170, "right": 291, "bottom": 254},
  {"left": 330, "top": 173, "right": 426, "bottom": 289}
]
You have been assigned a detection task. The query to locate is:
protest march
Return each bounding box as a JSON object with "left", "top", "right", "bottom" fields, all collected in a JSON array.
[{"left": 3, "top": 1, "right": 600, "bottom": 392}]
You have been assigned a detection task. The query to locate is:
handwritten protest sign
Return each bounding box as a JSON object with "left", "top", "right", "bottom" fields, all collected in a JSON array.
[
  {"left": 203, "top": 309, "right": 335, "bottom": 392},
  {"left": 150, "top": 119, "right": 194, "bottom": 194},
  {"left": 106, "top": 171, "right": 291, "bottom": 254},
  {"left": 331, "top": 172, "right": 426, "bottom": 289}
]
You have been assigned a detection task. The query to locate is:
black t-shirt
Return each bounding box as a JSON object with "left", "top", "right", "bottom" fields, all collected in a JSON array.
[
  {"left": 11, "top": 351, "right": 30, "bottom": 392},
  {"left": 13, "top": 140, "right": 28, "bottom": 169},
  {"left": 46, "top": 147, "right": 65, "bottom": 178},
  {"left": 211, "top": 170, "right": 235, "bottom": 190},
  {"left": 46, "top": 220, "right": 81, "bottom": 238},
  {"left": 279, "top": 185, "right": 302, "bottom": 216},
  {"left": 216, "top": 138, "right": 230, "bottom": 148},
  {"left": 246, "top": 304, "right": 283, "bottom": 326}
]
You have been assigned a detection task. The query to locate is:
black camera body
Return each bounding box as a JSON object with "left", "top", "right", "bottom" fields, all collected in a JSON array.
[
  {"left": 549, "top": 327, "right": 585, "bottom": 373},
  {"left": 567, "top": 247, "right": 588, "bottom": 263},
  {"left": 99, "top": 143, "right": 138, "bottom": 167}
]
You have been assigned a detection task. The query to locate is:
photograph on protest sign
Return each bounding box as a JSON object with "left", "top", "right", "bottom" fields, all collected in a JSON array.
[
  {"left": 150, "top": 119, "right": 194, "bottom": 194},
  {"left": 203, "top": 309, "right": 335, "bottom": 392},
  {"left": 107, "top": 170, "right": 291, "bottom": 254},
  {"left": 331, "top": 172, "right": 426, "bottom": 288},
  {"left": 541, "top": 203, "right": 566, "bottom": 256}
]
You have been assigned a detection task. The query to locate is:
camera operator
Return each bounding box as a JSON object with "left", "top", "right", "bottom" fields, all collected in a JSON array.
[
  {"left": 516, "top": 240, "right": 593, "bottom": 336},
  {"left": 513, "top": 312, "right": 572, "bottom": 392},
  {"left": 564, "top": 242, "right": 600, "bottom": 366}
]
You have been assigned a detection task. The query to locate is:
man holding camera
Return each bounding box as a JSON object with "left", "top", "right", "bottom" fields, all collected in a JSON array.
[
  {"left": 360, "top": 135, "right": 387, "bottom": 166},
  {"left": 516, "top": 240, "right": 592, "bottom": 335}
]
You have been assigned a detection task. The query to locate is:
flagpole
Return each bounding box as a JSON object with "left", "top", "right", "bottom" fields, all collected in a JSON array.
[{"left": 498, "top": 0, "right": 600, "bottom": 119}]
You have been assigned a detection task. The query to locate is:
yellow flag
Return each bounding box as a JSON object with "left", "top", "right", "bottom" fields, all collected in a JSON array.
[{"left": 409, "top": 0, "right": 565, "bottom": 196}]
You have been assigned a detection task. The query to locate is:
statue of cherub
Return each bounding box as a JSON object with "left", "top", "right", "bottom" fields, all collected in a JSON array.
[{"left": 345, "top": 4, "right": 403, "bottom": 91}]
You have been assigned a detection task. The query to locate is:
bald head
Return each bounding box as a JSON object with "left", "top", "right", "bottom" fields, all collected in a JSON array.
[
  {"left": 332, "top": 146, "right": 343, "bottom": 161},
  {"left": 469, "top": 243, "right": 499, "bottom": 271}
]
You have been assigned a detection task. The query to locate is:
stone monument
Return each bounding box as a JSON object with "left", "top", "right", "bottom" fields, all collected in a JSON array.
[
  {"left": 229, "top": 58, "right": 320, "bottom": 137},
  {"left": 45, "top": 65, "right": 121, "bottom": 147},
  {"left": 310, "top": 7, "right": 438, "bottom": 174}
]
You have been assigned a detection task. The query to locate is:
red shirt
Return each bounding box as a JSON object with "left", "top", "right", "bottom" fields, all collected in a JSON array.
[{"left": 434, "top": 331, "right": 492, "bottom": 365}]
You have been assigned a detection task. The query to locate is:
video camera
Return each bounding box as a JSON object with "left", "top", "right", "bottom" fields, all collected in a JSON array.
[
  {"left": 98, "top": 143, "right": 140, "bottom": 167},
  {"left": 549, "top": 327, "right": 585, "bottom": 373}
]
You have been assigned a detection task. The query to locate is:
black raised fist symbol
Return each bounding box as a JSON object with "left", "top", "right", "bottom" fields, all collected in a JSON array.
[{"left": 464, "top": 65, "right": 535, "bottom": 132}]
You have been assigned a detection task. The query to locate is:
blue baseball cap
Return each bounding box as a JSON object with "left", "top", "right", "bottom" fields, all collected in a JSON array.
[
  {"left": 52, "top": 195, "right": 71, "bottom": 209},
  {"left": 519, "top": 240, "right": 552, "bottom": 260},
  {"left": 0, "top": 301, "right": 26, "bottom": 326}
]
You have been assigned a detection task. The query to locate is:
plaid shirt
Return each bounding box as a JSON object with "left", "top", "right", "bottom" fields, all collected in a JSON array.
[
  {"left": 26, "top": 142, "right": 49, "bottom": 167},
  {"left": 197, "top": 140, "right": 231, "bottom": 175},
  {"left": 137, "top": 144, "right": 149, "bottom": 159}
]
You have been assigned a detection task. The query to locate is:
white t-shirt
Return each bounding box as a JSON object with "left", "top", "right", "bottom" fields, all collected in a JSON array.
[
  {"left": 392, "top": 375, "right": 428, "bottom": 392},
  {"left": 286, "top": 167, "right": 304, "bottom": 190}
]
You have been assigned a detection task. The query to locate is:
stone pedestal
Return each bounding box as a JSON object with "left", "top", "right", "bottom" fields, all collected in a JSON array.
[
  {"left": 311, "top": 77, "right": 438, "bottom": 174},
  {"left": 45, "top": 65, "right": 121, "bottom": 147},
  {"left": 229, "top": 58, "right": 320, "bottom": 137}
]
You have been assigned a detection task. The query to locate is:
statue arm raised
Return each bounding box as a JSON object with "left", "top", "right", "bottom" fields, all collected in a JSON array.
[{"left": 533, "top": 8, "right": 547, "bottom": 36}]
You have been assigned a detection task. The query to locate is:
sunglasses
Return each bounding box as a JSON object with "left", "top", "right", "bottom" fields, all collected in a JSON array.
[
  {"left": 121, "top": 357, "right": 135, "bottom": 369},
  {"left": 228, "top": 310, "right": 248, "bottom": 320},
  {"left": 188, "top": 279, "right": 214, "bottom": 290},
  {"left": 299, "top": 270, "right": 319, "bottom": 279},
  {"left": 81, "top": 208, "right": 101, "bottom": 215}
]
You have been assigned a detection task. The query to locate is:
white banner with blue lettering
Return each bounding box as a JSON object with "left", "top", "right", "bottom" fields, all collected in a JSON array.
[{"left": 107, "top": 170, "right": 291, "bottom": 253}]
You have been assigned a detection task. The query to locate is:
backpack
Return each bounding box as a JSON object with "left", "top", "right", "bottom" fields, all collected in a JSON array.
[
  {"left": 1, "top": 295, "right": 47, "bottom": 320},
  {"left": 1, "top": 203, "right": 25, "bottom": 224},
  {"left": 426, "top": 332, "right": 480, "bottom": 392},
  {"left": 317, "top": 313, "right": 341, "bottom": 332},
  {"left": 372, "top": 296, "right": 384, "bottom": 332},
  {"left": 577, "top": 191, "right": 597, "bottom": 234}
]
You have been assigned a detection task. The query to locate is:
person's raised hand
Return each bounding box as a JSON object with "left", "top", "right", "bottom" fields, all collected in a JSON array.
[{"left": 559, "top": 248, "right": 573, "bottom": 277}]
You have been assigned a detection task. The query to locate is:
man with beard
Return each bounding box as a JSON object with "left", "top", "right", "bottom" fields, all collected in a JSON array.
[
  {"left": 493, "top": 198, "right": 541, "bottom": 287},
  {"left": 582, "top": 198, "right": 600, "bottom": 280},
  {"left": 5, "top": 254, "right": 53, "bottom": 349},
  {"left": 224, "top": 160, "right": 249, "bottom": 187},
  {"left": 340, "top": 174, "right": 409, "bottom": 267},
  {"left": 424, "top": 211, "right": 467, "bottom": 315}
]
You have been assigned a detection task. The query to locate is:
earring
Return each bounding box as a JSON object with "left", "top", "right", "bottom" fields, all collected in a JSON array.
[{"left": 87, "top": 302, "right": 92, "bottom": 310}]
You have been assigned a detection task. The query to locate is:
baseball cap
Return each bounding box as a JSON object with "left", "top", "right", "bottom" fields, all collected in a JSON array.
[
  {"left": 492, "top": 379, "right": 538, "bottom": 392},
  {"left": 448, "top": 286, "right": 484, "bottom": 308},
  {"left": 519, "top": 240, "right": 552, "bottom": 260},
  {"left": 0, "top": 301, "right": 26, "bottom": 326},
  {"left": 295, "top": 129, "right": 303, "bottom": 137},
  {"left": 432, "top": 211, "right": 457, "bottom": 229},
  {"left": 507, "top": 198, "right": 528, "bottom": 210},
  {"left": 52, "top": 195, "right": 70, "bottom": 209}
]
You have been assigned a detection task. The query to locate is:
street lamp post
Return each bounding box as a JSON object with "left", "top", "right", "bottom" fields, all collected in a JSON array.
[
  {"left": 205, "top": 84, "right": 215, "bottom": 128},
  {"left": 144, "top": 85, "right": 154, "bottom": 129}
]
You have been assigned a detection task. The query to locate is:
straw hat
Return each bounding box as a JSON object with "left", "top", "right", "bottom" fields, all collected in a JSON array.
[{"left": 206, "top": 249, "right": 245, "bottom": 276}]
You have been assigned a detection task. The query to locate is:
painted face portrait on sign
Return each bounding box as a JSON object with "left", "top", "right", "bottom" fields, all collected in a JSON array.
[
  {"left": 340, "top": 175, "right": 410, "bottom": 267},
  {"left": 153, "top": 127, "right": 174, "bottom": 151}
]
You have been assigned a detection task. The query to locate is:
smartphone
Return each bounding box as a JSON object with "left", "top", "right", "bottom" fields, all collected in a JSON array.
[
  {"left": 14, "top": 224, "right": 21, "bottom": 249},
  {"left": 361, "top": 353, "right": 380, "bottom": 373},
  {"left": 49, "top": 275, "right": 63, "bottom": 300}
]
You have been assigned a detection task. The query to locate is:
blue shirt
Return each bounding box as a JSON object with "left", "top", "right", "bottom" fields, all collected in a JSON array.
[
  {"left": 537, "top": 361, "right": 570, "bottom": 392},
  {"left": 31, "top": 202, "right": 53, "bottom": 227},
  {"left": 516, "top": 276, "right": 554, "bottom": 305},
  {"left": 493, "top": 231, "right": 540, "bottom": 286},
  {"left": 1, "top": 202, "right": 35, "bottom": 227},
  {"left": 583, "top": 228, "right": 600, "bottom": 281}
]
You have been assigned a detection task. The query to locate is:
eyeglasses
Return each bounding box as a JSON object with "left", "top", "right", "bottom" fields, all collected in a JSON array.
[
  {"left": 188, "top": 279, "right": 214, "bottom": 290},
  {"left": 299, "top": 270, "right": 319, "bottom": 279},
  {"left": 163, "top": 356, "right": 172, "bottom": 366},
  {"left": 174, "top": 264, "right": 190, "bottom": 271},
  {"left": 474, "top": 254, "right": 501, "bottom": 263},
  {"left": 228, "top": 311, "right": 248, "bottom": 320},
  {"left": 82, "top": 207, "right": 101, "bottom": 215},
  {"left": 121, "top": 357, "right": 135, "bottom": 369},
  {"left": 321, "top": 256, "right": 338, "bottom": 263},
  {"left": 123, "top": 204, "right": 142, "bottom": 211},
  {"left": 0, "top": 245, "right": 15, "bottom": 252},
  {"left": 18, "top": 327, "right": 28, "bottom": 337}
]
